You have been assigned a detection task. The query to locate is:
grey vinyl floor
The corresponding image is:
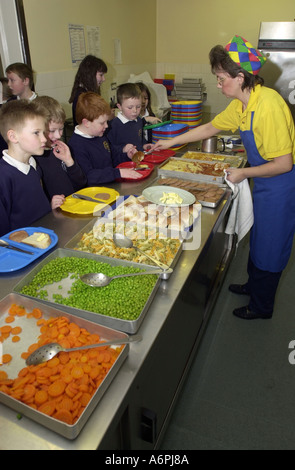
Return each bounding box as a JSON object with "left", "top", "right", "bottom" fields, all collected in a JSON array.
[{"left": 160, "top": 234, "right": 295, "bottom": 450}]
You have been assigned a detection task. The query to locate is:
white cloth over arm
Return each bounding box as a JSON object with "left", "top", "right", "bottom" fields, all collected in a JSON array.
[{"left": 224, "top": 173, "right": 254, "bottom": 245}]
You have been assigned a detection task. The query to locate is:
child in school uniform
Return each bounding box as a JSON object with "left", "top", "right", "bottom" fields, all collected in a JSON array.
[
  {"left": 0, "top": 78, "right": 13, "bottom": 157},
  {"left": 0, "top": 78, "right": 13, "bottom": 104},
  {"left": 107, "top": 83, "right": 153, "bottom": 154},
  {"left": 0, "top": 63, "right": 37, "bottom": 156},
  {"left": 0, "top": 100, "right": 64, "bottom": 236},
  {"left": 136, "top": 82, "right": 161, "bottom": 143},
  {"left": 33, "top": 96, "right": 87, "bottom": 200},
  {"left": 5, "top": 62, "right": 37, "bottom": 101},
  {"left": 68, "top": 92, "right": 141, "bottom": 186},
  {"left": 69, "top": 55, "right": 108, "bottom": 127}
]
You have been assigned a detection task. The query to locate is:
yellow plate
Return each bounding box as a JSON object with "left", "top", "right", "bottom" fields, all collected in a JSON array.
[{"left": 61, "top": 187, "right": 120, "bottom": 215}]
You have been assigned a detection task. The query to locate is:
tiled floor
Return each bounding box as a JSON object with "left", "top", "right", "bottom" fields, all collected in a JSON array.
[{"left": 160, "top": 234, "right": 295, "bottom": 450}]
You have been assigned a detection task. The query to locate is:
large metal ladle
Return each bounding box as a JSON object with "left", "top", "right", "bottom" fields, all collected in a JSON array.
[
  {"left": 80, "top": 269, "right": 167, "bottom": 287},
  {"left": 26, "top": 334, "right": 142, "bottom": 366},
  {"left": 113, "top": 233, "right": 171, "bottom": 272}
]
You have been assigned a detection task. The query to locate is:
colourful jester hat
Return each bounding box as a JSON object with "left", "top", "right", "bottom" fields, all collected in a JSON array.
[{"left": 225, "top": 35, "right": 266, "bottom": 75}]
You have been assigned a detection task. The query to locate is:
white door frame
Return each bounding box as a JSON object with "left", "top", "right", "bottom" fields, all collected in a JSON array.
[{"left": 0, "top": 0, "right": 24, "bottom": 69}]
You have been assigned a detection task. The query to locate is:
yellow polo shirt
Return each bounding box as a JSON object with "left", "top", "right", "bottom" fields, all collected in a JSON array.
[{"left": 212, "top": 85, "right": 295, "bottom": 163}]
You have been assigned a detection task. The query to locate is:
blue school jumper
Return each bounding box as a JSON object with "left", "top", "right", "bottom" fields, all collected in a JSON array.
[
  {"left": 68, "top": 132, "right": 129, "bottom": 186},
  {"left": 107, "top": 115, "right": 146, "bottom": 153},
  {"left": 35, "top": 149, "right": 87, "bottom": 199},
  {"left": 0, "top": 159, "right": 51, "bottom": 236}
]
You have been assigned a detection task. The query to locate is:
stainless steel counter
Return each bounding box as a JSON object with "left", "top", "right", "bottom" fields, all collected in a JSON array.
[{"left": 0, "top": 158, "right": 234, "bottom": 450}]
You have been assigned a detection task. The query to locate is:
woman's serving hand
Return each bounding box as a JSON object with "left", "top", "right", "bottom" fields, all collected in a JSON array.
[
  {"left": 150, "top": 139, "right": 172, "bottom": 152},
  {"left": 225, "top": 168, "right": 246, "bottom": 184}
]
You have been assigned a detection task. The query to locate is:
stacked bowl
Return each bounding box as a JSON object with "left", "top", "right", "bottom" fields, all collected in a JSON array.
[
  {"left": 152, "top": 123, "right": 189, "bottom": 150},
  {"left": 171, "top": 101, "right": 202, "bottom": 129}
]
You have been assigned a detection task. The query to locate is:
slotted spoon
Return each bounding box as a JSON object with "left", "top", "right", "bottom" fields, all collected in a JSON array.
[{"left": 26, "top": 334, "right": 142, "bottom": 365}]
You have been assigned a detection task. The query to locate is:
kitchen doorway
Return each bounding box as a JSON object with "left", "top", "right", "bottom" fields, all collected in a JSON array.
[{"left": 0, "top": 0, "right": 31, "bottom": 70}]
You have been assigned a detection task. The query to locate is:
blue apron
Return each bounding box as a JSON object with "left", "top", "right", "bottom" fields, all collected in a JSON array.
[{"left": 240, "top": 111, "right": 295, "bottom": 272}]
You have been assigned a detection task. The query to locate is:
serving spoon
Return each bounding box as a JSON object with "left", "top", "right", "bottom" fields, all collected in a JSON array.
[
  {"left": 80, "top": 268, "right": 167, "bottom": 287},
  {"left": 113, "top": 233, "right": 171, "bottom": 272},
  {"left": 26, "top": 334, "right": 142, "bottom": 366}
]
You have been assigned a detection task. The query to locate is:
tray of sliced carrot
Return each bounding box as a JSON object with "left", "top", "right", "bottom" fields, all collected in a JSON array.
[{"left": 0, "top": 293, "right": 129, "bottom": 439}]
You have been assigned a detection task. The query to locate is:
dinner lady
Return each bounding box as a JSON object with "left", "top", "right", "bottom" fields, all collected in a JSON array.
[{"left": 153, "top": 35, "right": 295, "bottom": 320}]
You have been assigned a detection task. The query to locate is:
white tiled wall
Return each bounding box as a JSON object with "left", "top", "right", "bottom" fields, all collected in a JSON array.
[
  {"left": 34, "top": 63, "right": 157, "bottom": 119},
  {"left": 35, "top": 69, "right": 76, "bottom": 118},
  {"left": 34, "top": 62, "right": 228, "bottom": 120}
]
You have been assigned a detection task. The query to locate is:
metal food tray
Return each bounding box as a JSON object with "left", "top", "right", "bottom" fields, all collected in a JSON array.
[
  {"left": 150, "top": 175, "right": 228, "bottom": 208},
  {"left": 0, "top": 293, "right": 129, "bottom": 439},
  {"left": 102, "top": 195, "right": 201, "bottom": 242},
  {"left": 13, "top": 249, "right": 161, "bottom": 334},
  {"left": 158, "top": 157, "right": 227, "bottom": 183},
  {"left": 179, "top": 151, "right": 245, "bottom": 168},
  {"left": 64, "top": 218, "right": 183, "bottom": 280}
]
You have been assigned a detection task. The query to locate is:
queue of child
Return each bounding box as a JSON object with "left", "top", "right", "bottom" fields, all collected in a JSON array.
[{"left": 0, "top": 57, "right": 159, "bottom": 237}]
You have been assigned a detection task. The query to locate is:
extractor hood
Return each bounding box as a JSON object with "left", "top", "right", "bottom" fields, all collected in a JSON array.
[{"left": 258, "top": 22, "right": 295, "bottom": 50}]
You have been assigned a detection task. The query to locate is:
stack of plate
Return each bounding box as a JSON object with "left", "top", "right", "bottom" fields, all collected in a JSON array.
[
  {"left": 171, "top": 101, "right": 202, "bottom": 129},
  {"left": 152, "top": 123, "right": 189, "bottom": 150}
]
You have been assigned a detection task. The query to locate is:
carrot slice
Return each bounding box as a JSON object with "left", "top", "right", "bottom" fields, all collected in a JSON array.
[
  {"left": 0, "top": 379, "right": 14, "bottom": 387},
  {"left": 15, "top": 306, "right": 26, "bottom": 316},
  {"left": 32, "top": 308, "right": 42, "bottom": 319},
  {"left": 0, "top": 325, "right": 12, "bottom": 334},
  {"left": 27, "top": 343, "right": 39, "bottom": 354},
  {"left": 82, "top": 363, "right": 91, "bottom": 374},
  {"left": 2, "top": 354, "right": 12, "bottom": 364},
  {"left": 80, "top": 392, "right": 91, "bottom": 407},
  {"left": 8, "top": 304, "right": 19, "bottom": 315},
  {"left": 12, "top": 335, "right": 20, "bottom": 342},
  {"left": 21, "top": 352, "right": 30, "bottom": 360},
  {"left": 22, "top": 384, "right": 36, "bottom": 402},
  {"left": 18, "top": 367, "right": 29, "bottom": 377},
  {"left": 58, "top": 352, "right": 69, "bottom": 365},
  {"left": 11, "top": 327, "right": 22, "bottom": 335},
  {"left": 56, "top": 396, "right": 73, "bottom": 411},
  {"left": 89, "top": 365, "right": 102, "bottom": 380},
  {"left": 12, "top": 376, "right": 30, "bottom": 390},
  {"left": 38, "top": 400, "right": 56, "bottom": 416},
  {"left": 34, "top": 390, "right": 48, "bottom": 406},
  {"left": 47, "top": 357, "right": 60, "bottom": 368},
  {"left": 68, "top": 323, "right": 80, "bottom": 337},
  {"left": 5, "top": 316, "right": 15, "bottom": 324},
  {"left": 71, "top": 366, "right": 84, "bottom": 379},
  {"left": 0, "top": 371, "right": 8, "bottom": 381},
  {"left": 48, "top": 380, "right": 66, "bottom": 397},
  {"left": 35, "top": 367, "right": 52, "bottom": 378},
  {"left": 54, "top": 409, "right": 73, "bottom": 425}
]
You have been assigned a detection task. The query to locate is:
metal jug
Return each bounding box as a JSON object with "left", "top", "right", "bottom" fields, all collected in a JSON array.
[{"left": 201, "top": 136, "right": 225, "bottom": 153}]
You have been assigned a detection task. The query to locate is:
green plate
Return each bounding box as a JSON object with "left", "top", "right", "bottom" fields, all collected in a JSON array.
[
  {"left": 143, "top": 120, "right": 173, "bottom": 130},
  {"left": 142, "top": 186, "right": 196, "bottom": 207}
]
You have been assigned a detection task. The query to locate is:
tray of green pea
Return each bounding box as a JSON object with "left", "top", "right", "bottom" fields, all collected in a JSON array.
[{"left": 13, "top": 249, "right": 162, "bottom": 334}]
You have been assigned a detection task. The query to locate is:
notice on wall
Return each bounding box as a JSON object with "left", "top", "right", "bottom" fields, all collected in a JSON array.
[
  {"left": 68, "top": 24, "right": 86, "bottom": 65},
  {"left": 86, "top": 26, "right": 101, "bottom": 57}
]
